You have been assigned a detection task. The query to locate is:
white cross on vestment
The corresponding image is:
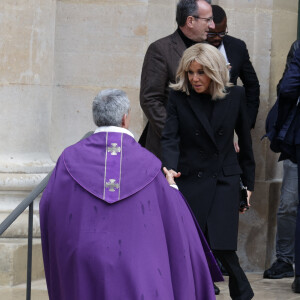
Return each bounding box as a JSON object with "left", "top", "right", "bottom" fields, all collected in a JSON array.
[
  {"left": 105, "top": 179, "right": 120, "bottom": 192},
  {"left": 108, "top": 143, "right": 121, "bottom": 155}
]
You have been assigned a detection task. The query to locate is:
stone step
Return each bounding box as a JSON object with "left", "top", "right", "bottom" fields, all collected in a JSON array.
[
  {"left": 0, "top": 279, "right": 48, "bottom": 300},
  {"left": 0, "top": 273, "right": 298, "bottom": 300},
  {"left": 0, "top": 238, "right": 45, "bottom": 286}
]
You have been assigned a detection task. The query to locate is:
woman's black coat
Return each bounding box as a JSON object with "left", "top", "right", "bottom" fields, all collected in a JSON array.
[{"left": 161, "top": 86, "right": 255, "bottom": 250}]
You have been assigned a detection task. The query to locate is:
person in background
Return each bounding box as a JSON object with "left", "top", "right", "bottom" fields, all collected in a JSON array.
[
  {"left": 139, "top": 0, "right": 215, "bottom": 159},
  {"left": 207, "top": 5, "right": 260, "bottom": 130},
  {"left": 263, "top": 40, "right": 300, "bottom": 281},
  {"left": 278, "top": 45, "right": 300, "bottom": 293}
]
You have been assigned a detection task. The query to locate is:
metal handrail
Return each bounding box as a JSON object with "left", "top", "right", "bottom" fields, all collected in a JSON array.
[{"left": 0, "top": 131, "right": 93, "bottom": 300}]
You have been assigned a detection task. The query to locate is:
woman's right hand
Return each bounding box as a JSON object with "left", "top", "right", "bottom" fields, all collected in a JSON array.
[{"left": 163, "top": 167, "right": 181, "bottom": 185}]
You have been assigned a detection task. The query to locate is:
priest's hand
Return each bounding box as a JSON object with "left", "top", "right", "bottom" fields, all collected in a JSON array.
[{"left": 163, "top": 167, "right": 181, "bottom": 185}]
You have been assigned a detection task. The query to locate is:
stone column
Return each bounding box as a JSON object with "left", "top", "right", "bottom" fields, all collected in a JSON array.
[{"left": 0, "top": 0, "right": 56, "bottom": 285}]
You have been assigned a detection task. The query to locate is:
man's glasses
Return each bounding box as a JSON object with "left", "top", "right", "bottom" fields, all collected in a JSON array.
[
  {"left": 207, "top": 31, "right": 228, "bottom": 38},
  {"left": 193, "top": 16, "right": 214, "bottom": 25}
]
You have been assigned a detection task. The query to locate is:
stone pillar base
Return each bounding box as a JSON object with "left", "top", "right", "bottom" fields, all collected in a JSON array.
[
  {"left": 0, "top": 238, "right": 44, "bottom": 286},
  {"left": 0, "top": 172, "right": 52, "bottom": 238}
]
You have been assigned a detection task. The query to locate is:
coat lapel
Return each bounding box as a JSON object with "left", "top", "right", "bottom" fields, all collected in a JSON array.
[
  {"left": 211, "top": 91, "right": 231, "bottom": 132},
  {"left": 170, "top": 31, "right": 187, "bottom": 60},
  {"left": 222, "top": 36, "right": 238, "bottom": 83},
  {"left": 187, "top": 92, "right": 217, "bottom": 147},
  {"left": 222, "top": 36, "right": 233, "bottom": 65}
]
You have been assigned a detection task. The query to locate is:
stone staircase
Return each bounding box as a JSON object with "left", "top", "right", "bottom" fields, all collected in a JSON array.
[
  {"left": 0, "top": 240, "right": 298, "bottom": 300},
  {"left": 0, "top": 238, "right": 48, "bottom": 300},
  {"left": 0, "top": 279, "right": 48, "bottom": 300},
  {"left": 0, "top": 166, "right": 52, "bottom": 299}
]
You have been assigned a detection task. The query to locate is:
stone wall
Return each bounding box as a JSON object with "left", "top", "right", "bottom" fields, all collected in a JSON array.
[{"left": 0, "top": 0, "right": 298, "bottom": 273}]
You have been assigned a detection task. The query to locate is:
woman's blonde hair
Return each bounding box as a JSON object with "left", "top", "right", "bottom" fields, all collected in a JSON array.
[{"left": 170, "top": 43, "right": 232, "bottom": 100}]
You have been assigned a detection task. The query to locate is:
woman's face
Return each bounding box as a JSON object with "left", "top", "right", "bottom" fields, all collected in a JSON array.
[{"left": 187, "top": 61, "right": 211, "bottom": 94}]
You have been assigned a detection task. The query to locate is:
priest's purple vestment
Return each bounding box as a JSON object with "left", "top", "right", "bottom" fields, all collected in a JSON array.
[{"left": 40, "top": 130, "right": 222, "bottom": 300}]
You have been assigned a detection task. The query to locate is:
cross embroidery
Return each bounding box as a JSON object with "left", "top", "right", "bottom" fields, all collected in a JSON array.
[
  {"left": 108, "top": 143, "right": 121, "bottom": 155},
  {"left": 105, "top": 179, "right": 120, "bottom": 192}
]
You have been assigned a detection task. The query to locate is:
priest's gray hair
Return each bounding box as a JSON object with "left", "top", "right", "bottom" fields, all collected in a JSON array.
[{"left": 93, "top": 89, "right": 130, "bottom": 127}]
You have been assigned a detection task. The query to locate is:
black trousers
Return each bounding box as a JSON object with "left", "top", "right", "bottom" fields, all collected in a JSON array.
[{"left": 213, "top": 250, "right": 254, "bottom": 300}]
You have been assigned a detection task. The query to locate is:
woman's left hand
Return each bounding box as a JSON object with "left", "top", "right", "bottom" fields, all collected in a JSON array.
[
  {"left": 240, "top": 190, "right": 252, "bottom": 214},
  {"left": 246, "top": 190, "right": 252, "bottom": 206}
]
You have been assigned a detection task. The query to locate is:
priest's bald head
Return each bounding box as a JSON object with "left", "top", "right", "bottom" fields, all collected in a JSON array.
[{"left": 93, "top": 89, "right": 131, "bottom": 129}]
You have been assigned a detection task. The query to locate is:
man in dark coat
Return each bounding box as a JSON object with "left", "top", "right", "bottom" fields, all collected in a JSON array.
[
  {"left": 140, "top": 0, "right": 215, "bottom": 159},
  {"left": 39, "top": 89, "right": 222, "bottom": 300},
  {"left": 278, "top": 46, "right": 300, "bottom": 293},
  {"left": 263, "top": 40, "right": 300, "bottom": 280},
  {"left": 207, "top": 5, "right": 260, "bottom": 129}
]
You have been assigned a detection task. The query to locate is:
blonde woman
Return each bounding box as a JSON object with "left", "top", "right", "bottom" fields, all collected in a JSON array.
[{"left": 161, "top": 43, "right": 255, "bottom": 300}]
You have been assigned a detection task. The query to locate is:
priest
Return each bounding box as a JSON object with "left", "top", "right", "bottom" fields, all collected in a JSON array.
[{"left": 40, "top": 89, "right": 222, "bottom": 300}]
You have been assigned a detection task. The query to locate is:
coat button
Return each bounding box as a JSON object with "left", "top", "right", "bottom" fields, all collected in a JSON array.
[
  {"left": 195, "top": 130, "right": 200, "bottom": 136},
  {"left": 212, "top": 173, "right": 217, "bottom": 178},
  {"left": 218, "top": 129, "right": 224, "bottom": 136},
  {"left": 197, "top": 171, "right": 203, "bottom": 178}
]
